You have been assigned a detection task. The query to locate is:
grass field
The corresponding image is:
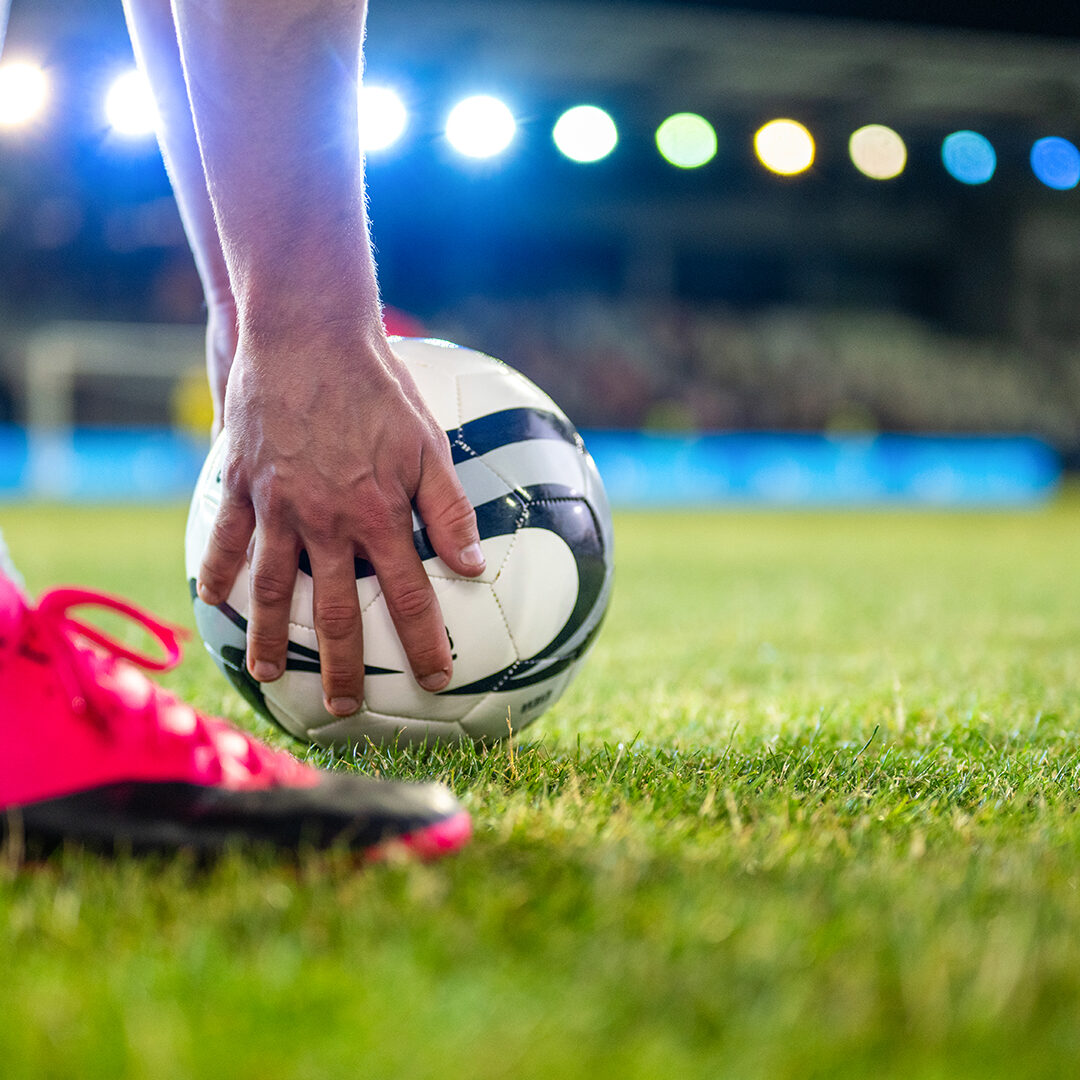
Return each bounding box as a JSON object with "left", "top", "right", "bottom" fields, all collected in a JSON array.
[{"left": 2, "top": 496, "right": 1080, "bottom": 1079}]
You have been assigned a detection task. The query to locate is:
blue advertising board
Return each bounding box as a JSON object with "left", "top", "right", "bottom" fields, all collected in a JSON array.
[{"left": 0, "top": 425, "right": 1063, "bottom": 506}]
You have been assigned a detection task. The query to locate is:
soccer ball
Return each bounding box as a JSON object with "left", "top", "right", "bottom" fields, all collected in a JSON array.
[{"left": 184, "top": 338, "right": 614, "bottom": 748}]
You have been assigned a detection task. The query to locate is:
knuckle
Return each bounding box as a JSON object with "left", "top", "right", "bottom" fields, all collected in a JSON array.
[
  {"left": 355, "top": 520, "right": 397, "bottom": 557},
  {"left": 433, "top": 491, "right": 478, "bottom": 536},
  {"left": 249, "top": 568, "right": 295, "bottom": 607},
  {"left": 313, "top": 598, "right": 359, "bottom": 641},
  {"left": 423, "top": 428, "right": 453, "bottom": 461},
  {"left": 386, "top": 579, "right": 436, "bottom": 622},
  {"left": 220, "top": 456, "right": 250, "bottom": 494},
  {"left": 256, "top": 486, "right": 286, "bottom": 522},
  {"left": 208, "top": 515, "right": 251, "bottom": 562},
  {"left": 303, "top": 511, "right": 348, "bottom": 548},
  {"left": 356, "top": 494, "right": 404, "bottom": 535}
]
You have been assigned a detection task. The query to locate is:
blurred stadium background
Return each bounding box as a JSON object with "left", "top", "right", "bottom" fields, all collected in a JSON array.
[{"left": 0, "top": 0, "right": 1078, "bottom": 503}]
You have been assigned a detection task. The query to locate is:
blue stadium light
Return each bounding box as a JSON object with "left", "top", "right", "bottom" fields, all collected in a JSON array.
[
  {"left": 941, "top": 130, "right": 996, "bottom": 185},
  {"left": 445, "top": 95, "right": 516, "bottom": 159},
  {"left": 553, "top": 105, "right": 618, "bottom": 163},
  {"left": 0, "top": 60, "right": 49, "bottom": 129},
  {"left": 1030, "top": 136, "right": 1080, "bottom": 191},
  {"left": 358, "top": 85, "right": 408, "bottom": 153},
  {"left": 105, "top": 68, "right": 158, "bottom": 137}
]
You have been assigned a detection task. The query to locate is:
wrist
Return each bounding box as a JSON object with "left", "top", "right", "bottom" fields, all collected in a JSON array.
[
  {"left": 236, "top": 279, "right": 386, "bottom": 359},
  {"left": 234, "top": 301, "right": 392, "bottom": 375}
]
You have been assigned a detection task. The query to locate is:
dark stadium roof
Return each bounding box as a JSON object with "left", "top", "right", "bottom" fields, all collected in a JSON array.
[{"left": 615, "top": 0, "right": 1080, "bottom": 40}]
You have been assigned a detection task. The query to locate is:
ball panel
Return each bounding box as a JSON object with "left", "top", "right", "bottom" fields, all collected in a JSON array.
[
  {"left": 418, "top": 531, "right": 519, "bottom": 588},
  {"left": 311, "top": 710, "right": 470, "bottom": 749},
  {"left": 453, "top": 455, "right": 527, "bottom": 512},
  {"left": 517, "top": 494, "right": 611, "bottom": 662},
  {"left": 258, "top": 690, "right": 316, "bottom": 743},
  {"left": 388, "top": 347, "right": 461, "bottom": 430},
  {"left": 459, "top": 438, "right": 590, "bottom": 502},
  {"left": 455, "top": 369, "right": 566, "bottom": 427},
  {"left": 491, "top": 527, "right": 579, "bottom": 660},
  {"left": 390, "top": 336, "right": 503, "bottom": 380},
  {"left": 459, "top": 666, "right": 576, "bottom": 740},
  {"left": 191, "top": 596, "right": 317, "bottom": 742},
  {"left": 450, "top": 404, "right": 583, "bottom": 466},
  {"left": 359, "top": 575, "right": 516, "bottom": 718}
]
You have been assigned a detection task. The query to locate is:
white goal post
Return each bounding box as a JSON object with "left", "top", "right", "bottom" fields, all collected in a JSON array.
[
  {"left": 22, "top": 320, "right": 204, "bottom": 430},
  {"left": 18, "top": 320, "right": 205, "bottom": 498}
]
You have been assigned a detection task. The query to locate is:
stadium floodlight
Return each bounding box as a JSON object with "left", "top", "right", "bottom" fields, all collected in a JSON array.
[
  {"left": 849, "top": 124, "right": 907, "bottom": 180},
  {"left": 655, "top": 112, "right": 717, "bottom": 169},
  {"left": 754, "top": 118, "right": 815, "bottom": 176},
  {"left": 0, "top": 60, "right": 49, "bottom": 129},
  {"left": 941, "top": 130, "right": 996, "bottom": 185},
  {"left": 105, "top": 68, "right": 158, "bottom": 137},
  {"left": 1030, "top": 136, "right": 1080, "bottom": 191},
  {"left": 445, "top": 94, "right": 516, "bottom": 159},
  {"left": 553, "top": 105, "right": 618, "bottom": 163},
  {"left": 358, "top": 85, "right": 408, "bottom": 153}
]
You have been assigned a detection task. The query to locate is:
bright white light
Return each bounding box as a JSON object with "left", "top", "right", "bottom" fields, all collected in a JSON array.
[
  {"left": 0, "top": 61, "right": 49, "bottom": 129},
  {"left": 445, "top": 95, "right": 516, "bottom": 159},
  {"left": 105, "top": 69, "right": 158, "bottom": 137},
  {"left": 553, "top": 105, "right": 618, "bottom": 163},
  {"left": 358, "top": 85, "right": 408, "bottom": 152},
  {"left": 754, "top": 118, "right": 815, "bottom": 176}
]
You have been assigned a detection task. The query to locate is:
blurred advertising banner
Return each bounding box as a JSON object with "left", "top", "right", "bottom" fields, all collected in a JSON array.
[
  {"left": 583, "top": 431, "right": 1061, "bottom": 507},
  {"left": 0, "top": 426, "right": 1061, "bottom": 506}
]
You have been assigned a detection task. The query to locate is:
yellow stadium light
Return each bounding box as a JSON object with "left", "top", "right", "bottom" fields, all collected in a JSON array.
[
  {"left": 849, "top": 124, "right": 907, "bottom": 180},
  {"left": 0, "top": 60, "right": 49, "bottom": 129},
  {"left": 754, "top": 118, "right": 815, "bottom": 176}
]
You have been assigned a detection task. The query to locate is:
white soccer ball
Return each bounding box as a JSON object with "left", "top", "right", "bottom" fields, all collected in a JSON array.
[{"left": 184, "top": 338, "right": 614, "bottom": 748}]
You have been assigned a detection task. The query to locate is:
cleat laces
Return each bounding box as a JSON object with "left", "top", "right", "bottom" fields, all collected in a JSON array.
[
  {"left": 6, "top": 585, "right": 316, "bottom": 790},
  {"left": 10, "top": 587, "right": 287, "bottom": 781},
  {"left": 18, "top": 587, "right": 186, "bottom": 727}
]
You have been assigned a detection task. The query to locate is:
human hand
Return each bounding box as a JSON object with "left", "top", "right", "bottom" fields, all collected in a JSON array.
[{"left": 194, "top": 326, "right": 486, "bottom": 717}]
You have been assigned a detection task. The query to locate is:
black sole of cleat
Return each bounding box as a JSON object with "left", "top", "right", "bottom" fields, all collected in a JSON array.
[{"left": 2, "top": 774, "right": 469, "bottom": 858}]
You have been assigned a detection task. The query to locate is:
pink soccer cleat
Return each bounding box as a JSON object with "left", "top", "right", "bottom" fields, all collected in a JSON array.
[{"left": 0, "top": 574, "right": 470, "bottom": 857}]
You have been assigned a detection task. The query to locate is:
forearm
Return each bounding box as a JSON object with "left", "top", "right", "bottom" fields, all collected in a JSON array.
[
  {"left": 171, "top": 0, "right": 380, "bottom": 339},
  {"left": 122, "top": 0, "right": 231, "bottom": 307}
]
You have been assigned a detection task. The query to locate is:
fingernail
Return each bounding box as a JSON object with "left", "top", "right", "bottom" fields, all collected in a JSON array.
[
  {"left": 460, "top": 543, "right": 485, "bottom": 568},
  {"left": 251, "top": 660, "right": 280, "bottom": 681},
  {"left": 197, "top": 581, "right": 218, "bottom": 604},
  {"left": 418, "top": 670, "right": 450, "bottom": 692},
  {"left": 328, "top": 697, "right": 360, "bottom": 716}
]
